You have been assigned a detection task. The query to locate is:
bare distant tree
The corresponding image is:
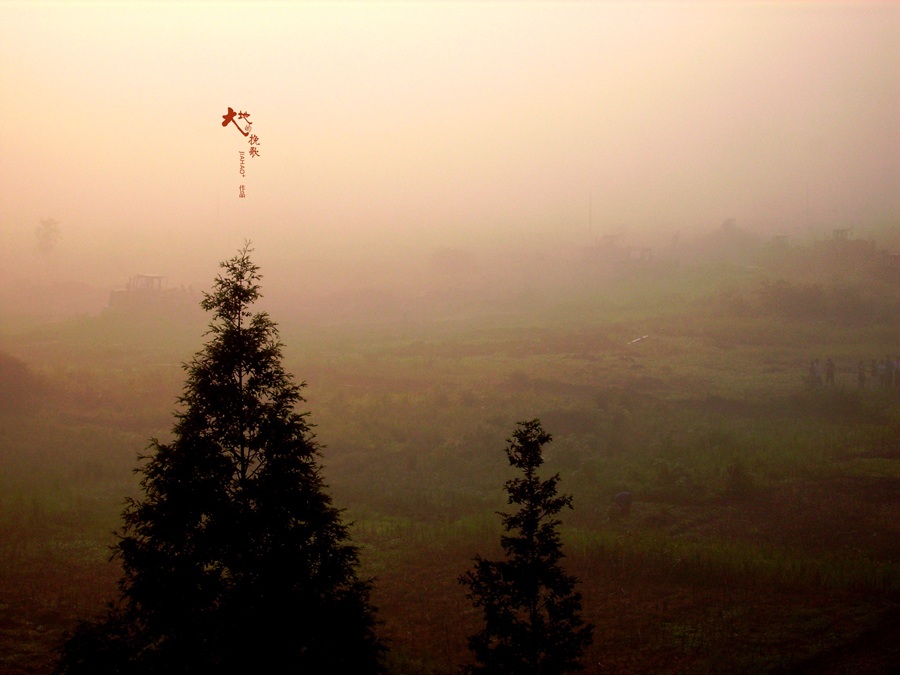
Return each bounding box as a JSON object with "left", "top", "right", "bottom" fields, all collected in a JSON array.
[{"left": 35, "top": 218, "right": 61, "bottom": 253}]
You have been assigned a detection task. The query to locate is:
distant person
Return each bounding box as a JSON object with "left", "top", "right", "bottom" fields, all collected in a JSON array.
[
  {"left": 857, "top": 361, "right": 867, "bottom": 389},
  {"left": 825, "top": 359, "right": 835, "bottom": 386},
  {"left": 808, "top": 360, "right": 818, "bottom": 388},
  {"left": 810, "top": 359, "right": 823, "bottom": 387},
  {"left": 611, "top": 491, "right": 633, "bottom": 517},
  {"left": 877, "top": 359, "right": 888, "bottom": 388}
]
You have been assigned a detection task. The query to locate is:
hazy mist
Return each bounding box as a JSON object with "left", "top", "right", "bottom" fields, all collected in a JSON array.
[{"left": 1, "top": 1, "right": 897, "bottom": 318}]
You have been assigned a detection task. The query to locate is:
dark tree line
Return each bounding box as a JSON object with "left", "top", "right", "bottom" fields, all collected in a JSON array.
[{"left": 56, "top": 246, "right": 590, "bottom": 674}]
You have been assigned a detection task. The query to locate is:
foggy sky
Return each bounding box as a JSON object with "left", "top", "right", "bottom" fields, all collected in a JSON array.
[{"left": 1, "top": 1, "right": 897, "bottom": 303}]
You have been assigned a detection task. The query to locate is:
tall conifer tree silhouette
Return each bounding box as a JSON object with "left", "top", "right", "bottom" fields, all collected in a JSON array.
[
  {"left": 460, "top": 419, "right": 592, "bottom": 674},
  {"left": 57, "top": 244, "right": 383, "bottom": 674}
]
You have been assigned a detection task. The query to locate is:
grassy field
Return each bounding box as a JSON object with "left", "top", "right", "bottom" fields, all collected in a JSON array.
[{"left": 1, "top": 240, "right": 898, "bottom": 673}]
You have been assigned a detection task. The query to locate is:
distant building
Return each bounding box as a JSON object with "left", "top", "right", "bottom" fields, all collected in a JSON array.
[
  {"left": 833, "top": 228, "right": 850, "bottom": 241},
  {"left": 108, "top": 274, "right": 196, "bottom": 314}
]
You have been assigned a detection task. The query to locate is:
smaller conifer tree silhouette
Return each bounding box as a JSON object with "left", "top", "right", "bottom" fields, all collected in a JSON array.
[{"left": 460, "top": 419, "right": 593, "bottom": 674}]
